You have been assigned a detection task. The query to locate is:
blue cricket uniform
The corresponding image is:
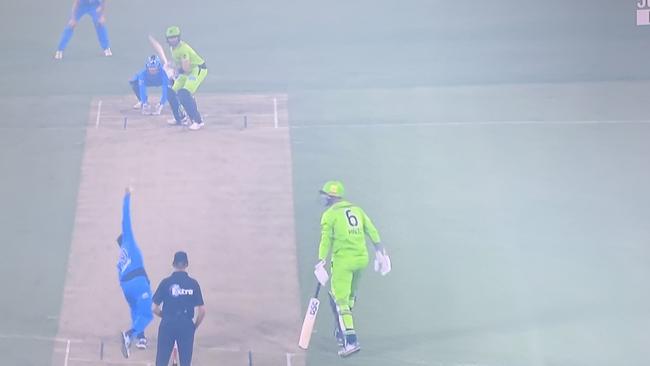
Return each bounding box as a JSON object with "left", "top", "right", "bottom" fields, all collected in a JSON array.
[
  {"left": 118, "top": 193, "right": 153, "bottom": 340},
  {"left": 57, "top": 0, "right": 110, "bottom": 51},
  {"left": 129, "top": 66, "right": 169, "bottom": 105}
]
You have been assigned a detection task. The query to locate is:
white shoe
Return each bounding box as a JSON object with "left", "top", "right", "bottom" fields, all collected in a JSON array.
[
  {"left": 120, "top": 331, "right": 131, "bottom": 358},
  {"left": 54, "top": 51, "right": 63, "bottom": 60},
  {"left": 136, "top": 337, "right": 147, "bottom": 350},
  {"left": 189, "top": 122, "right": 204, "bottom": 130},
  {"left": 152, "top": 103, "right": 163, "bottom": 115},
  {"left": 181, "top": 116, "right": 190, "bottom": 126},
  {"left": 168, "top": 115, "right": 187, "bottom": 125},
  {"left": 141, "top": 103, "right": 152, "bottom": 115},
  {"left": 338, "top": 342, "right": 360, "bottom": 357},
  {"left": 103, "top": 48, "right": 112, "bottom": 57},
  {"left": 133, "top": 101, "right": 142, "bottom": 110}
]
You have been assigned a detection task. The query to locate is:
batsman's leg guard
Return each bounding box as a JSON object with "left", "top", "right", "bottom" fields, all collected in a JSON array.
[
  {"left": 167, "top": 87, "right": 186, "bottom": 123},
  {"left": 178, "top": 89, "right": 202, "bottom": 123},
  {"left": 327, "top": 292, "right": 345, "bottom": 346}
]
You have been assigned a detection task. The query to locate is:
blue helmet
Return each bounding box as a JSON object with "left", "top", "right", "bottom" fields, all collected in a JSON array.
[{"left": 145, "top": 55, "right": 161, "bottom": 69}]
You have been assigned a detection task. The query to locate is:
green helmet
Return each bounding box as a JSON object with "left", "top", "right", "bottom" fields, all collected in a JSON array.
[
  {"left": 166, "top": 26, "right": 181, "bottom": 38},
  {"left": 320, "top": 181, "right": 345, "bottom": 198}
]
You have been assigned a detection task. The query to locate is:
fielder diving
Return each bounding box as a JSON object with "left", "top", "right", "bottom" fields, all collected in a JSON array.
[
  {"left": 164, "top": 26, "right": 208, "bottom": 131},
  {"left": 117, "top": 187, "right": 154, "bottom": 358},
  {"left": 314, "top": 181, "right": 391, "bottom": 357}
]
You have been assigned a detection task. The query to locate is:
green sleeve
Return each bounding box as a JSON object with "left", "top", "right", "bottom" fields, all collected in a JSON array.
[
  {"left": 318, "top": 211, "right": 333, "bottom": 260},
  {"left": 362, "top": 209, "right": 381, "bottom": 243}
]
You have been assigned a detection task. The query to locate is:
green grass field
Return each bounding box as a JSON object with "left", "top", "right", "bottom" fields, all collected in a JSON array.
[{"left": 3, "top": 1, "right": 650, "bottom": 365}]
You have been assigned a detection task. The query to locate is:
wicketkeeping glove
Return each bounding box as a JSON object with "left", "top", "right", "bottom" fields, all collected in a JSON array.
[{"left": 374, "top": 248, "right": 392, "bottom": 276}]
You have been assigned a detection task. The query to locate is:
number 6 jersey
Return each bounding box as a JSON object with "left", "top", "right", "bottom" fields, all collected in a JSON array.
[{"left": 318, "top": 201, "right": 381, "bottom": 261}]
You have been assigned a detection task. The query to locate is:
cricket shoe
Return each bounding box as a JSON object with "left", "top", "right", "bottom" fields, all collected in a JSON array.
[
  {"left": 120, "top": 331, "right": 131, "bottom": 358},
  {"left": 189, "top": 122, "right": 205, "bottom": 131},
  {"left": 334, "top": 328, "right": 345, "bottom": 347},
  {"left": 141, "top": 103, "right": 152, "bottom": 115},
  {"left": 104, "top": 48, "right": 113, "bottom": 57},
  {"left": 338, "top": 342, "right": 360, "bottom": 357},
  {"left": 133, "top": 101, "right": 142, "bottom": 110},
  {"left": 54, "top": 51, "right": 63, "bottom": 60},
  {"left": 167, "top": 115, "right": 188, "bottom": 125},
  {"left": 136, "top": 337, "right": 148, "bottom": 350}
]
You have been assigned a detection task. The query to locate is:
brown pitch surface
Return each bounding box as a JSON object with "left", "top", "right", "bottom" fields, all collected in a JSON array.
[{"left": 52, "top": 94, "right": 307, "bottom": 366}]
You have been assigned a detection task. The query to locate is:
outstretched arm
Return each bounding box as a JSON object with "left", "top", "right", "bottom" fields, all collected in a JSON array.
[{"left": 122, "top": 187, "right": 134, "bottom": 243}]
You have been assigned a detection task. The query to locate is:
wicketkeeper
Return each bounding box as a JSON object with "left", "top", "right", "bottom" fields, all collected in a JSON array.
[
  {"left": 314, "top": 181, "right": 391, "bottom": 357},
  {"left": 129, "top": 55, "right": 169, "bottom": 115}
]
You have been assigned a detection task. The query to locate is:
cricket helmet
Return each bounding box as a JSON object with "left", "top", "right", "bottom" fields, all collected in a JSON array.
[
  {"left": 145, "top": 55, "right": 161, "bottom": 69},
  {"left": 320, "top": 181, "right": 345, "bottom": 198},
  {"left": 166, "top": 26, "right": 181, "bottom": 38}
]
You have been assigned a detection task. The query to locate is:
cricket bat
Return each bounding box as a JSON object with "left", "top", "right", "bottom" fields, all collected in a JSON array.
[
  {"left": 148, "top": 34, "right": 169, "bottom": 66},
  {"left": 298, "top": 283, "right": 321, "bottom": 349}
]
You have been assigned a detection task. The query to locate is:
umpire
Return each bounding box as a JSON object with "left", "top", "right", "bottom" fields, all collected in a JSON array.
[{"left": 153, "top": 251, "right": 205, "bottom": 366}]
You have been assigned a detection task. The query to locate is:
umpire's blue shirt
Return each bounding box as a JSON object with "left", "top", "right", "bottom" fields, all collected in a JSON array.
[{"left": 153, "top": 271, "right": 204, "bottom": 321}]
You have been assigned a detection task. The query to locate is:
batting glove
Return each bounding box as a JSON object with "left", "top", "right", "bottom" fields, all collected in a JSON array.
[
  {"left": 374, "top": 248, "right": 392, "bottom": 276},
  {"left": 314, "top": 260, "right": 329, "bottom": 286}
]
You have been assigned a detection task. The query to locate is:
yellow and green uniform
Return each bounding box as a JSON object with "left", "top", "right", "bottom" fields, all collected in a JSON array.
[
  {"left": 171, "top": 41, "right": 207, "bottom": 94},
  {"left": 319, "top": 200, "right": 381, "bottom": 332}
]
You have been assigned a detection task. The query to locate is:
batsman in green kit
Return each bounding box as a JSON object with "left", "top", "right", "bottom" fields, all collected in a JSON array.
[
  {"left": 165, "top": 26, "right": 208, "bottom": 131},
  {"left": 315, "top": 181, "right": 392, "bottom": 357}
]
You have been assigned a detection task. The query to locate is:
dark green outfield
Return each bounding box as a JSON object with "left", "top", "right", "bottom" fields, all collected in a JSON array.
[{"left": 2, "top": 0, "right": 650, "bottom": 365}]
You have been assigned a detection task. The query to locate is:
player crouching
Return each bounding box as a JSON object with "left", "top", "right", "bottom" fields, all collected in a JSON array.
[
  {"left": 129, "top": 55, "right": 169, "bottom": 115},
  {"left": 165, "top": 26, "right": 208, "bottom": 131}
]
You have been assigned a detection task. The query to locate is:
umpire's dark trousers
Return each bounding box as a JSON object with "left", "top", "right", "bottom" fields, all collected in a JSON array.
[{"left": 155, "top": 318, "right": 196, "bottom": 366}]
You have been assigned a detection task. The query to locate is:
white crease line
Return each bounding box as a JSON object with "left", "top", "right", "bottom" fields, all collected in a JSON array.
[
  {"left": 273, "top": 97, "right": 279, "bottom": 129},
  {"left": 95, "top": 100, "right": 103, "bottom": 129},
  {"left": 68, "top": 357, "right": 151, "bottom": 365},
  {"left": 288, "top": 119, "right": 650, "bottom": 129},
  {"left": 64, "top": 339, "right": 71, "bottom": 366},
  {"left": 0, "top": 333, "right": 82, "bottom": 343},
  {"left": 286, "top": 352, "right": 293, "bottom": 366}
]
